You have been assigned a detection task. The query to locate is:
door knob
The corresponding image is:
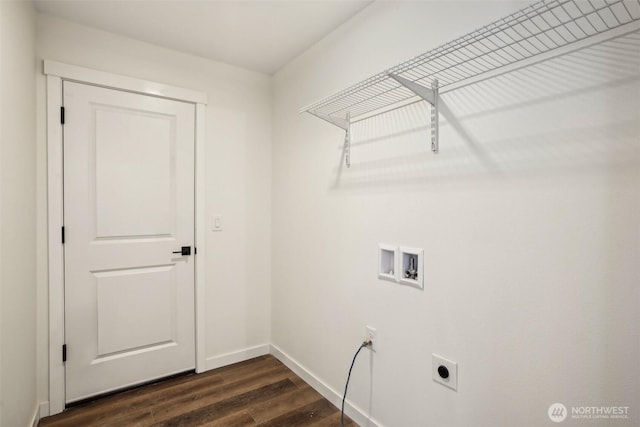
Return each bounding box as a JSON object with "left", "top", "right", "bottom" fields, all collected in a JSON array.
[{"left": 172, "top": 246, "right": 191, "bottom": 256}]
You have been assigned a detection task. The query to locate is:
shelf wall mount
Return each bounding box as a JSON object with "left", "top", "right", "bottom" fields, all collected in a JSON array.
[
  {"left": 387, "top": 74, "right": 439, "bottom": 153},
  {"left": 309, "top": 111, "right": 352, "bottom": 167}
]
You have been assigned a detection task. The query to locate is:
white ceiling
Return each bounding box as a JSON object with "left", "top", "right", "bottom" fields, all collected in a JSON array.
[{"left": 34, "top": 0, "right": 373, "bottom": 75}]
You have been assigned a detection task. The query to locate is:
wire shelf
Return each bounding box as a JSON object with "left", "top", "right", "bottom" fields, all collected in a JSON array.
[{"left": 302, "top": 0, "right": 640, "bottom": 122}]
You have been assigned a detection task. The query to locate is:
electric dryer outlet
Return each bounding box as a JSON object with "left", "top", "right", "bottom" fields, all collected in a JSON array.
[{"left": 433, "top": 353, "right": 457, "bottom": 391}]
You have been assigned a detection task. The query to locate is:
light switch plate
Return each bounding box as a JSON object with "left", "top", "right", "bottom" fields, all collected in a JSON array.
[
  {"left": 212, "top": 215, "right": 223, "bottom": 231},
  {"left": 433, "top": 353, "right": 457, "bottom": 391}
]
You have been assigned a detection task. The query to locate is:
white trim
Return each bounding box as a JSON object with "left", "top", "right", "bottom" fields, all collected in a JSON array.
[
  {"left": 269, "top": 344, "right": 383, "bottom": 427},
  {"left": 30, "top": 405, "right": 40, "bottom": 427},
  {"left": 39, "top": 402, "right": 50, "bottom": 419},
  {"left": 193, "top": 103, "right": 206, "bottom": 376},
  {"left": 46, "top": 61, "right": 207, "bottom": 415},
  {"left": 206, "top": 345, "right": 270, "bottom": 371},
  {"left": 46, "top": 74, "right": 65, "bottom": 415},
  {"left": 195, "top": 103, "right": 206, "bottom": 373},
  {"left": 44, "top": 60, "right": 207, "bottom": 104}
]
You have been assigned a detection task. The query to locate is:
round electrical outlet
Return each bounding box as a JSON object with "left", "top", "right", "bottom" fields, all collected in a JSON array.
[{"left": 438, "top": 365, "right": 449, "bottom": 379}]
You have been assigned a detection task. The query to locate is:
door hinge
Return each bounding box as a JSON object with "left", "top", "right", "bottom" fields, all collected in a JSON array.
[
  {"left": 61, "top": 226, "right": 65, "bottom": 244},
  {"left": 60, "top": 106, "right": 65, "bottom": 125},
  {"left": 62, "top": 344, "right": 67, "bottom": 362}
]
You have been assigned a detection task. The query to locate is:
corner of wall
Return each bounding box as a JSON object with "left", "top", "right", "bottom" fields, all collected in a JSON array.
[{"left": 0, "top": 0, "right": 38, "bottom": 426}]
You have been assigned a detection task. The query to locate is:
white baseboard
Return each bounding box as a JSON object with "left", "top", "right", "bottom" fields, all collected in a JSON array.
[
  {"left": 205, "top": 344, "right": 270, "bottom": 371},
  {"left": 39, "top": 401, "right": 50, "bottom": 419},
  {"left": 269, "top": 344, "right": 382, "bottom": 427},
  {"left": 30, "top": 404, "right": 40, "bottom": 427}
]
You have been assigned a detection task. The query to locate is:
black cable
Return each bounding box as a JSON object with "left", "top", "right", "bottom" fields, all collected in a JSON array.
[{"left": 341, "top": 340, "right": 371, "bottom": 427}]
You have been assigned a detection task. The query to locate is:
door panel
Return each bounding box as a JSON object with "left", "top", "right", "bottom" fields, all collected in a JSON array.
[
  {"left": 94, "top": 265, "right": 176, "bottom": 356},
  {"left": 63, "top": 81, "right": 195, "bottom": 403},
  {"left": 94, "top": 107, "right": 175, "bottom": 238}
]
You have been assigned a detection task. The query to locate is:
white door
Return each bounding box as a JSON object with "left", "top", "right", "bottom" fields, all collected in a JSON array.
[{"left": 63, "top": 81, "right": 196, "bottom": 403}]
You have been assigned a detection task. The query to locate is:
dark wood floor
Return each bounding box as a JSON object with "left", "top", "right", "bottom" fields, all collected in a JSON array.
[{"left": 39, "top": 354, "right": 357, "bottom": 427}]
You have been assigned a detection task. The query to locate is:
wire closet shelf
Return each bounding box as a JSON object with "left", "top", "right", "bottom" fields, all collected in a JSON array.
[{"left": 301, "top": 0, "right": 640, "bottom": 164}]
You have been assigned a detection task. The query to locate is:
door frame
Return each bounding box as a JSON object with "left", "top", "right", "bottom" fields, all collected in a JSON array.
[{"left": 45, "top": 60, "right": 208, "bottom": 416}]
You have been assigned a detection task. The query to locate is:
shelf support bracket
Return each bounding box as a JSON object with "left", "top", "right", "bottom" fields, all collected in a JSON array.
[
  {"left": 308, "top": 111, "right": 349, "bottom": 132},
  {"left": 344, "top": 112, "right": 351, "bottom": 168},
  {"left": 431, "top": 79, "right": 439, "bottom": 153},
  {"left": 308, "top": 111, "right": 351, "bottom": 168},
  {"left": 387, "top": 74, "right": 439, "bottom": 153}
]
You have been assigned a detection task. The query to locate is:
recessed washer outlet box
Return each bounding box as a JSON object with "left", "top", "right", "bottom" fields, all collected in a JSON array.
[
  {"left": 433, "top": 353, "right": 458, "bottom": 391},
  {"left": 378, "top": 244, "right": 398, "bottom": 282},
  {"left": 399, "top": 247, "right": 424, "bottom": 289}
]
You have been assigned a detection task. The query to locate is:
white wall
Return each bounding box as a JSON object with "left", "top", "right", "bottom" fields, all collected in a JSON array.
[
  {"left": 36, "top": 14, "right": 272, "bottom": 408},
  {"left": 272, "top": 2, "right": 640, "bottom": 426},
  {"left": 0, "top": 1, "right": 38, "bottom": 426}
]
